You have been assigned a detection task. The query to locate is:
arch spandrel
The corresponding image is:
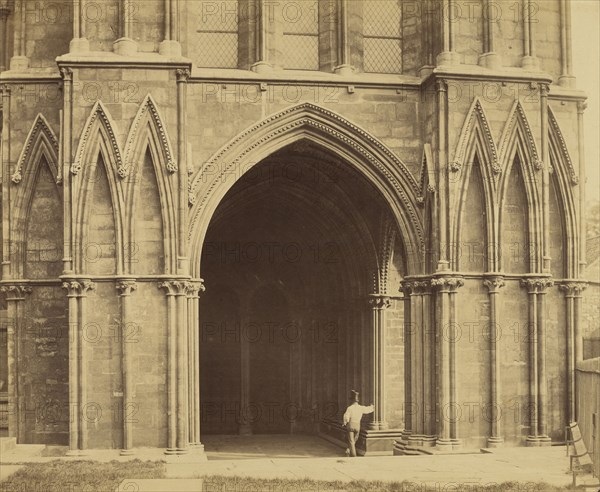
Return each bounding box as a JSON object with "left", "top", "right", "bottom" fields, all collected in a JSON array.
[{"left": 187, "top": 102, "right": 424, "bottom": 277}]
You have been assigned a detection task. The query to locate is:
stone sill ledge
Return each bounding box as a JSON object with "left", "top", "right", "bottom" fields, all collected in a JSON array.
[{"left": 0, "top": 58, "right": 587, "bottom": 99}]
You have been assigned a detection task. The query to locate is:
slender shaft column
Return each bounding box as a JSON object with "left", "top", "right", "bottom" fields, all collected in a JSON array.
[
  {"left": 479, "top": 0, "right": 501, "bottom": 68},
  {"left": 9, "top": 0, "right": 28, "bottom": 69},
  {"left": 0, "top": 7, "right": 11, "bottom": 72},
  {"left": 239, "top": 311, "right": 252, "bottom": 434},
  {"left": 159, "top": 282, "right": 177, "bottom": 453},
  {"left": 559, "top": 283, "right": 576, "bottom": 422},
  {"left": 61, "top": 281, "right": 81, "bottom": 454},
  {"left": 577, "top": 102, "right": 587, "bottom": 277},
  {"left": 368, "top": 294, "right": 391, "bottom": 430},
  {"left": 408, "top": 286, "right": 423, "bottom": 438},
  {"left": 540, "top": 84, "right": 551, "bottom": 273},
  {"left": 333, "top": 0, "right": 353, "bottom": 75},
  {"left": 484, "top": 276, "right": 505, "bottom": 447},
  {"left": 78, "top": 280, "right": 95, "bottom": 452},
  {"left": 1, "top": 84, "right": 11, "bottom": 279},
  {"left": 251, "top": 0, "right": 274, "bottom": 72},
  {"left": 187, "top": 280, "right": 205, "bottom": 448},
  {"left": 60, "top": 68, "right": 73, "bottom": 274},
  {"left": 399, "top": 282, "right": 412, "bottom": 439},
  {"left": 536, "top": 279, "right": 553, "bottom": 442},
  {"left": 437, "top": 0, "right": 460, "bottom": 65},
  {"left": 116, "top": 280, "right": 137, "bottom": 455},
  {"left": 159, "top": 0, "right": 182, "bottom": 55},
  {"left": 421, "top": 283, "right": 435, "bottom": 445},
  {"left": 69, "top": 0, "right": 89, "bottom": 52},
  {"left": 176, "top": 69, "right": 190, "bottom": 275},
  {"left": 572, "top": 283, "right": 586, "bottom": 421},
  {"left": 113, "top": 0, "right": 138, "bottom": 55},
  {"left": 0, "top": 285, "right": 32, "bottom": 442},
  {"left": 521, "top": 278, "right": 539, "bottom": 444},
  {"left": 521, "top": 0, "right": 539, "bottom": 69},
  {"left": 432, "top": 276, "right": 463, "bottom": 449},
  {"left": 436, "top": 80, "right": 449, "bottom": 271},
  {"left": 558, "top": 0, "right": 575, "bottom": 87}
]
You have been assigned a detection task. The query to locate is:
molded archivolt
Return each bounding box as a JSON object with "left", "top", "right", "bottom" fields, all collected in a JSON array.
[
  {"left": 124, "top": 95, "right": 177, "bottom": 275},
  {"left": 548, "top": 107, "right": 578, "bottom": 278},
  {"left": 188, "top": 102, "right": 424, "bottom": 277},
  {"left": 449, "top": 98, "right": 497, "bottom": 271},
  {"left": 11, "top": 114, "right": 62, "bottom": 278},
  {"left": 73, "top": 101, "right": 125, "bottom": 274},
  {"left": 497, "top": 101, "right": 543, "bottom": 273},
  {"left": 71, "top": 98, "right": 177, "bottom": 275}
]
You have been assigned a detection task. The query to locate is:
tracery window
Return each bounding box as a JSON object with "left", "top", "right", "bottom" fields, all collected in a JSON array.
[
  {"left": 195, "top": 0, "right": 239, "bottom": 68},
  {"left": 363, "top": 0, "right": 402, "bottom": 73},
  {"left": 281, "top": 0, "right": 320, "bottom": 70}
]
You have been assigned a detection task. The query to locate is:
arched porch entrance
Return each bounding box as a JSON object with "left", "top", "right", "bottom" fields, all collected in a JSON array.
[
  {"left": 188, "top": 103, "right": 424, "bottom": 455},
  {"left": 199, "top": 141, "right": 407, "bottom": 450}
]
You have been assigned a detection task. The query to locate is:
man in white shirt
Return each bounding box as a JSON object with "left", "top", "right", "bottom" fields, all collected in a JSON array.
[{"left": 343, "top": 390, "right": 374, "bottom": 457}]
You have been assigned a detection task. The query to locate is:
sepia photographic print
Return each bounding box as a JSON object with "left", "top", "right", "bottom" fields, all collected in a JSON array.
[{"left": 0, "top": 0, "right": 599, "bottom": 491}]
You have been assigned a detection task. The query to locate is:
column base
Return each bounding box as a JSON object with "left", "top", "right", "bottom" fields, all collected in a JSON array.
[
  {"left": 418, "top": 65, "right": 435, "bottom": 78},
  {"left": 333, "top": 64, "right": 355, "bottom": 76},
  {"left": 69, "top": 37, "right": 90, "bottom": 53},
  {"left": 113, "top": 37, "right": 138, "bottom": 56},
  {"left": 251, "top": 61, "right": 274, "bottom": 74},
  {"left": 478, "top": 52, "right": 502, "bottom": 70},
  {"left": 318, "top": 419, "right": 402, "bottom": 455},
  {"left": 486, "top": 436, "right": 504, "bottom": 448},
  {"left": 436, "top": 51, "right": 461, "bottom": 67},
  {"left": 525, "top": 435, "right": 551, "bottom": 446},
  {"left": 163, "top": 448, "right": 207, "bottom": 463},
  {"left": 159, "top": 40, "right": 182, "bottom": 57},
  {"left": 558, "top": 75, "right": 576, "bottom": 88},
  {"left": 120, "top": 448, "right": 135, "bottom": 456},
  {"left": 9, "top": 56, "right": 29, "bottom": 71},
  {"left": 521, "top": 56, "right": 540, "bottom": 71},
  {"left": 65, "top": 449, "right": 82, "bottom": 457},
  {"left": 435, "top": 438, "right": 462, "bottom": 450}
]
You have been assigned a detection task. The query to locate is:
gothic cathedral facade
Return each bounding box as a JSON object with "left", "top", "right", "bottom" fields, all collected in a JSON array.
[{"left": 0, "top": 0, "right": 592, "bottom": 456}]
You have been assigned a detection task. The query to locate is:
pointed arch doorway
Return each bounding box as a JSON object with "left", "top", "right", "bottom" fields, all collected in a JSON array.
[{"left": 199, "top": 140, "right": 408, "bottom": 449}]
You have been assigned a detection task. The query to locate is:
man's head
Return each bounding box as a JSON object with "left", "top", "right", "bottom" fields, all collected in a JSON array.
[{"left": 349, "top": 390, "right": 359, "bottom": 402}]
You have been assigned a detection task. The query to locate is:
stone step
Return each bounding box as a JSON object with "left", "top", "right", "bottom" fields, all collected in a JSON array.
[
  {"left": 0, "top": 437, "right": 16, "bottom": 454},
  {"left": 116, "top": 479, "right": 204, "bottom": 492}
]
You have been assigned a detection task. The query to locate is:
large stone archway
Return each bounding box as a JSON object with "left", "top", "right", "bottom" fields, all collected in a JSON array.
[{"left": 197, "top": 138, "right": 409, "bottom": 453}]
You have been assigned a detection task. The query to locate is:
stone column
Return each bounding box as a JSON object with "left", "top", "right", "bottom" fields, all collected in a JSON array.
[
  {"left": 1, "top": 85, "right": 11, "bottom": 280},
  {"left": 399, "top": 281, "right": 412, "bottom": 440},
  {"left": 159, "top": 280, "right": 190, "bottom": 454},
  {"left": 116, "top": 280, "right": 137, "bottom": 455},
  {"left": 0, "top": 7, "right": 10, "bottom": 72},
  {"left": 113, "top": 0, "right": 138, "bottom": 55},
  {"left": 176, "top": 68, "right": 190, "bottom": 275},
  {"left": 522, "top": 0, "right": 539, "bottom": 69},
  {"left": 60, "top": 67, "right": 74, "bottom": 274},
  {"left": 187, "top": 280, "right": 205, "bottom": 448},
  {"left": 437, "top": 0, "right": 460, "bottom": 65},
  {"left": 577, "top": 102, "right": 587, "bottom": 277},
  {"left": 572, "top": 282, "right": 586, "bottom": 421},
  {"left": 558, "top": 0, "right": 575, "bottom": 87},
  {"left": 483, "top": 275, "right": 505, "bottom": 447},
  {"left": 432, "top": 276, "right": 463, "bottom": 450},
  {"left": 249, "top": 0, "right": 278, "bottom": 72},
  {"left": 479, "top": 0, "right": 501, "bottom": 68},
  {"left": 159, "top": 0, "right": 182, "bottom": 55},
  {"left": 10, "top": 0, "right": 29, "bottom": 70},
  {"left": 368, "top": 294, "right": 391, "bottom": 430},
  {"left": 78, "top": 280, "right": 95, "bottom": 452},
  {"left": 0, "top": 284, "right": 32, "bottom": 442},
  {"left": 540, "top": 83, "right": 551, "bottom": 273},
  {"left": 520, "top": 277, "right": 552, "bottom": 445},
  {"left": 69, "top": 0, "right": 89, "bottom": 52},
  {"left": 62, "top": 281, "right": 81, "bottom": 454},
  {"left": 333, "top": 0, "right": 354, "bottom": 75}
]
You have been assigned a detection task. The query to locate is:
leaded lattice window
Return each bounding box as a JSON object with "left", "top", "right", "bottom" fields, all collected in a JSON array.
[
  {"left": 194, "top": 0, "right": 239, "bottom": 68},
  {"left": 281, "top": 0, "right": 320, "bottom": 70},
  {"left": 363, "top": 0, "right": 402, "bottom": 73}
]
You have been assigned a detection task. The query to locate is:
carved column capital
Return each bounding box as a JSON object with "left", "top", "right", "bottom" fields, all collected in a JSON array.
[
  {"left": 368, "top": 294, "right": 391, "bottom": 310},
  {"left": 159, "top": 279, "right": 189, "bottom": 296},
  {"left": 186, "top": 279, "right": 205, "bottom": 298},
  {"left": 559, "top": 281, "right": 587, "bottom": 297},
  {"left": 431, "top": 276, "right": 464, "bottom": 293},
  {"left": 176, "top": 68, "right": 191, "bottom": 83},
  {"left": 483, "top": 276, "right": 505, "bottom": 293},
  {"left": 116, "top": 279, "right": 137, "bottom": 296},
  {"left": 59, "top": 67, "right": 73, "bottom": 81},
  {"left": 399, "top": 280, "right": 413, "bottom": 296},
  {"left": 436, "top": 79, "right": 448, "bottom": 93},
  {"left": 520, "top": 276, "right": 553, "bottom": 294},
  {"left": 577, "top": 100, "right": 588, "bottom": 114},
  {"left": 0, "top": 283, "right": 32, "bottom": 300}
]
